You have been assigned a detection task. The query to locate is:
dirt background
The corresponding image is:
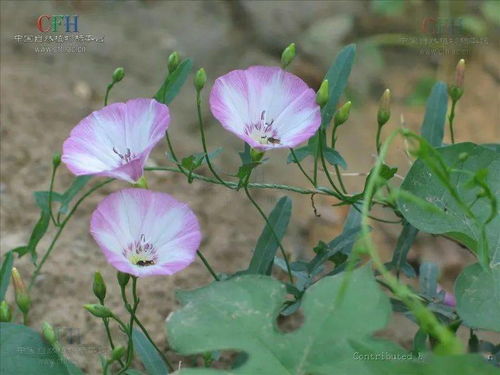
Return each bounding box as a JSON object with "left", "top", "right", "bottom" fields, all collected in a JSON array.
[{"left": 1, "top": 0, "right": 499, "bottom": 373}]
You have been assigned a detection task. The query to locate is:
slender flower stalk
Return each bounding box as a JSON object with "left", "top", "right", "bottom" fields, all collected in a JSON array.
[{"left": 448, "top": 59, "right": 465, "bottom": 144}]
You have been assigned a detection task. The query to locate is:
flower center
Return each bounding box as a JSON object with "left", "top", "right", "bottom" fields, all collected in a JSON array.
[
  {"left": 122, "top": 234, "right": 157, "bottom": 267},
  {"left": 113, "top": 147, "right": 136, "bottom": 164},
  {"left": 244, "top": 111, "right": 281, "bottom": 145}
]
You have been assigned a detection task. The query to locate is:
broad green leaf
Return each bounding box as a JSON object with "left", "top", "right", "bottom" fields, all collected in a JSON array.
[
  {"left": 321, "top": 44, "right": 356, "bottom": 128},
  {"left": 324, "top": 147, "right": 347, "bottom": 169},
  {"left": 398, "top": 143, "right": 500, "bottom": 266},
  {"left": 420, "top": 82, "right": 448, "bottom": 147},
  {"left": 154, "top": 59, "right": 193, "bottom": 105},
  {"left": 167, "top": 265, "right": 407, "bottom": 374},
  {"left": 246, "top": 196, "right": 292, "bottom": 275},
  {"left": 25, "top": 211, "right": 50, "bottom": 264},
  {"left": 455, "top": 263, "right": 500, "bottom": 331},
  {"left": 0, "top": 252, "right": 14, "bottom": 300},
  {"left": 384, "top": 222, "right": 418, "bottom": 278},
  {"left": 132, "top": 328, "right": 169, "bottom": 375},
  {"left": 0, "top": 323, "right": 80, "bottom": 375},
  {"left": 286, "top": 146, "right": 310, "bottom": 164},
  {"left": 58, "top": 176, "right": 92, "bottom": 214}
]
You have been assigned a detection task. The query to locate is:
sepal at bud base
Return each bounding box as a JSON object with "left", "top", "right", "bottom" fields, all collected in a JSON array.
[
  {"left": 111, "top": 346, "right": 126, "bottom": 361},
  {"left": 117, "top": 271, "right": 130, "bottom": 288},
  {"left": 281, "top": 43, "right": 296, "bottom": 68},
  {"left": 334, "top": 101, "right": 352, "bottom": 127},
  {"left": 112, "top": 67, "right": 125, "bottom": 83},
  {"left": 194, "top": 68, "right": 207, "bottom": 92},
  {"left": 316, "top": 79, "right": 329, "bottom": 108},
  {"left": 377, "top": 89, "right": 391, "bottom": 127},
  {"left": 12, "top": 267, "right": 31, "bottom": 314},
  {"left": 250, "top": 148, "right": 265, "bottom": 163},
  {"left": 168, "top": 51, "right": 180, "bottom": 73},
  {"left": 52, "top": 153, "right": 61, "bottom": 168},
  {"left": 93, "top": 271, "right": 106, "bottom": 302},
  {"left": 84, "top": 304, "right": 113, "bottom": 318},
  {"left": 0, "top": 301, "right": 12, "bottom": 322}
]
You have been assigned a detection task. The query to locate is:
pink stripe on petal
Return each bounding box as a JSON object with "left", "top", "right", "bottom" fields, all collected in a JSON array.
[
  {"left": 62, "top": 98, "right": 169, "bottom": 183},
  {"left": 90, "top": 188, "right": 202, "bottom": 278}
]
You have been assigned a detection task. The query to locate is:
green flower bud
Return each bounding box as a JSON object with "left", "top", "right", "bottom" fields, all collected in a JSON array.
[
  {"left": 83, "top": 304, "right": 113, "bottom": 318},
  {"left": 448, "top": 59, "right": 465, "bottom": 102},
  {"left": 112, "top": 67, "right": 125, "bottom": 83},
  {"left": 0, "top": 301, "right": 12, "bottom": 322},
  {"left": 281, "top": 43, "right": 296, "bottom": 69},
  {"left": 12, "top": 268, "right": 31, "bottom": 314},
  {"left": 334, "top": 101, "right": 352, "bottom": 127},
  {"left": 477, "top": 188, "right": 487, "bottom": 198},
  {"left": 93, "top": 271, "right": 106, "bottom": 302},
  {"left": 316, "top": 79, "right": 329, "bottom": 107},
  {"left": 52, "top": 153, "right": 61, "bottom": 168},
  {"left": 194, "top": 68, "right": 207, "bottom": 92},
  {"left": 377, "top": 89, "right": 391, "bottom": 127},
  {"left": 168, "top": 51, "right": 180, "bottom": 73},
  {"left": 111, "top": 345, "right": 126, "bottom": 361},
  {"left": 42, "top": 322, "right": 58, "bottom": 346},
  {"left": 117, "top": 271, "right": 130, "bottom": 288},
  {"left": 458, "top": 152, "right": 469, "bottom": 162}
]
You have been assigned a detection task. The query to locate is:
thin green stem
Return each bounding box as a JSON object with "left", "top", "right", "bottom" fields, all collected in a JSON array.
[
  {"left": 334, "top": 165, "right": 348, "bottom": 194},
  {"left": 318, "top": 130, "right": 344, "bottom": 197},
  {"left": 48, "top": 163, "right": 59, "bottom": 227},
  {"left": 29, "top": 178, "right": 114, "bottom": 290},
  {"left": 197, "top": 250, "right": 219, "bottom": 281},
  {"left": 196, "top": 91, "right": 233, "bottom": 189},
  {"left": 448, "top": 99, "right": 457, "bottom": 144},
  {"left": 243, "top": 174, "right": 293, "bottom": 284},
  {"left": 289, "top": 148, "right": 315, "bottom": 186},
  {"left": 145, "top": 166, "right": 336, "bottom": 196},
  {"left": 375, "top": 125, "right": 382, "bottom": 154},
  {"left": 104, "top": 83, "right": 114, "bottom": 106},
  {"left": 165, "top": 131, "right": 188, "bottom": 176},
  {"left": 118, "top": 277, "right": 139, "bottom": 374}
]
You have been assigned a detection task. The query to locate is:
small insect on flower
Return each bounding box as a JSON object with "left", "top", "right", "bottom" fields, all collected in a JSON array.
[
  {"left": 209, "top": 66, "right": 321, "bottom": 151},
  {"left": 90, "top": 188, "right": 202, "bottom": 277},
  {"left": 62, "top": 98, "right": 170, "bottom": 183}
]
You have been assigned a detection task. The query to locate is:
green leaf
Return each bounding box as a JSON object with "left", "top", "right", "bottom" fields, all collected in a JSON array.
[
  {"left": 321, "top": 44, "right": 356, "bottom": 128},
  {"left": 0, "top": 252, "right": 14, "bottom": 300},
  {"left": 419, "top": 262, "right": 439, "bottom": 299},
  {"left": 384, "top": 222, "right": 418, "bottom": 278},
  {"left": 25, "top": 211, "right": 50, "bottom": 264},
  {"left": 167, "top": 265, "right": 408, "bottom": 374},
  {"left": 371, "top": 0, "right": 405, "bottom": 16},
  {"left": 420, "top": 82, "right": 448, "bottom": 147},
  {"left": 324, "top": 147, "right": 347, "bottom": 169},
  {"left": 455, "top": 263, "right": 500, "bottom": 331},
  {"left": 58, "top": 176, "right": 92, "bottom": 214},
  {"left": 246, "top": 196, "right": 292, "bottom": 275},
  {"left": 154, "top": 59, "right": 193, "bottom": 105},
  {"left": 132, "top": 328, "right": 169, "bottom": 375},
  {"left": 0, "top": 323, "right": 79, "bottom": 375},
  {"left": 398, "top": 143, "right": 500, "bottom": 266},
  {"left": 287, "top": 146, "right": 310, "bottom": 164}
]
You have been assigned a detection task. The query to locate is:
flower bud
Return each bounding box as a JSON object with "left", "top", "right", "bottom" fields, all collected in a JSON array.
[
  {"left": 168, "top": 51, "right": 180, "bottom": 73},
  {"left": 458, "top": 152, "right": 469, "bottom": 162},
  {"left": 84, "top": 304, "right": 113, "bottom": 318},
  {"left": 449, "top": 59, "right": 465, "bottom": 102},
  {"left": 12, "top": 268, "right": 31, "bottom": 314},
  {"left": 377, "top": 89, "right": 391, "bottom": 127},
  {"left": 194, "top": 68, "right": 207, "bottom": 92},
  {"left": 42, "top": 322, "right": 58, "bottom": 346},
  {"left": 334, "top": 101, "right": 352, "bottom": 127},
  {"left": 281, "top": 43, "right": 296, "bottom": 69},
  {"left": 111, "top": 345, "right": 126, "bottom": 361},
  {"left": 112, "top": 67, "right": 125, "bottom": 83},
  {"left": 316, "top": 79, "right": 329, "bottom": 107},
  {"left": 117, "top": 271, "right": 130, "bottom": 288},
  {"left": 93, "top": 271, "right": 106, "bottom": 302},
  {"left": 0, "top": 301, "right": 12, "bottom": 322},
  {"left": 52, "top": 153, "right": 61, "bottom": 168}
]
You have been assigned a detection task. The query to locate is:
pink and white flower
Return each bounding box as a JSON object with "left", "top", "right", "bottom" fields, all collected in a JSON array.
[
  {"left": 90, "top": 188, "right": 201, "bottom": 277},
  {"left": 62, "top": 98, "right": 170, "bottom": 183},
  {"left": 209, "top": 66, "right": 321, "bottom": 151}
]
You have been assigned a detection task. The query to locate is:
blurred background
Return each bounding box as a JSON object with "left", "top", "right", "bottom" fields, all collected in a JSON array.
[{"left": 1, "top": 0, "right": 499, "bottom": 372}]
